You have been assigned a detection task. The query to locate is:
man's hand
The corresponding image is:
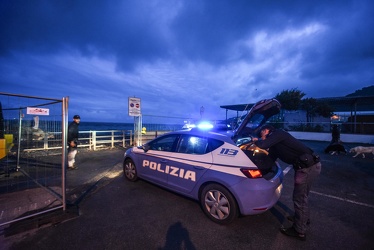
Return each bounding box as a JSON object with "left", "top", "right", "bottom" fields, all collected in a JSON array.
[
  {"left": 70, "top": 141, "right": 76, "bottom": 147},
  {"left": 248, "top": 143, "right": 269, "bottom": 155}
]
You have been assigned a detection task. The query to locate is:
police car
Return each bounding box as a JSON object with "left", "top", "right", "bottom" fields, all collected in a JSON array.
[{"left": 123, "top": 99, "right": 283, "bottom": 224}]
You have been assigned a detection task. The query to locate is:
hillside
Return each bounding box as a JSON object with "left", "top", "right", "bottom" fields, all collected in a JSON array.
[{"left": 346, "top": 85, "right": 374, "bottom": 97}]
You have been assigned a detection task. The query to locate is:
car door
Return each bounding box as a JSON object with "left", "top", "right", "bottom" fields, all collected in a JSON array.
[
  {"left": 139, "top": 134, "right": 179, "bottom": 186},
  {"left": 167, "top": 135, "right": 213, "bottom": 194}
]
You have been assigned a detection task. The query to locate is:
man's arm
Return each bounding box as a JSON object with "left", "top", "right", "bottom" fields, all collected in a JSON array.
[{"left": 254, "top": 130, "right": 285, "bottom": 149}]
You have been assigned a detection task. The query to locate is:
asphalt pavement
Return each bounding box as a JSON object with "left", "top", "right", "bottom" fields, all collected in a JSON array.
[{"left": 0, "top": 141, "right": 373, "bottom": 250}]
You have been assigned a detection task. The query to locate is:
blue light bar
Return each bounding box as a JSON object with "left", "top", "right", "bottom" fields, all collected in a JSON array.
[{"left": 197, "top": 122, "right": 214, "bottom": 130}]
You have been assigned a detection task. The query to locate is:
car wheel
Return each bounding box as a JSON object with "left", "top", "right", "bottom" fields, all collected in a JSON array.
[
  {"left": 123, "top": 158, "right": 138, "bottom": 182},
  {"left": 200, "top": 184, "right": 238, "bottom": 225}
]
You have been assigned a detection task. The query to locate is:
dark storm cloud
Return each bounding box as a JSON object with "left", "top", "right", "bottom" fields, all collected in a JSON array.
[
  {"left": 0, "top": 0, "right": 373, "bottom": 122},
  {"left": 0, "top": 0, "right": 170, "bottom": 70},
  {"left": 169, "top": 1, "right": 346, "bottom": 61}
]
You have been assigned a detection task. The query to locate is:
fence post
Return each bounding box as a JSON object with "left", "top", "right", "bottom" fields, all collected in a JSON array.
[
  {"left": 44, "top": 133, "right": 48, "bottom": 149},
  {"left": 89, "top": 131, "right": 92, "bottom": 150},
  {"left": 111, "top": 131, "right": 114, "bottom": 148},
  {"left": 92, "top": 131, "right": 97, "bottom": 151}
]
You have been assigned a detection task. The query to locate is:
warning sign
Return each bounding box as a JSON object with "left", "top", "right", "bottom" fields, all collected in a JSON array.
[
  {"left": 27, "top": 107, "right": 49, "bottom": 115},
  {"left": 128, "top": 97, "right": 141, "bottom": 116}
]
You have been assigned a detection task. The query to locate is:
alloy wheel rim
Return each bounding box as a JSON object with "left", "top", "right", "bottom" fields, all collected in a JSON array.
[{"left": 204, "top": 190, "right": 230, "bottom": 220}]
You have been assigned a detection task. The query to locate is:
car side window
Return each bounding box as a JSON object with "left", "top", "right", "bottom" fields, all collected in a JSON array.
[
  {"left": 148, "top": 134, "right": 179, "bottom": 152},
  {"left": 207, "top": 138, "right": 224, "bottom": 152},
  {"left": 177, "top": 135, "right": 209, "bottom": 155}
]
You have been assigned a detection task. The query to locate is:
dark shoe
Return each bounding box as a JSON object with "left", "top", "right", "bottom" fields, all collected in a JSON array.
[
  {"left": 287, "top": 216, "right": 310, "bottom": 225},
  {"left": 68, "top": 166, "right": 78, "bottom": 170},
  {"left": 280, "top": 226, "right": 306, "bottom": 241}
]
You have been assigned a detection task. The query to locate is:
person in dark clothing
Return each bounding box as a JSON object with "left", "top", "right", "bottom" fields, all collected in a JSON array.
[
  {"left": 253, "top": 125, "right": 321, "bottom": 241},
  {"left": 324, "top": 124, "right": 346, "bottom": 155},
  {"left": 331, "top": 124, "right": 340, "bottom": 142},
  {"left": 68, "top": 115, "right": 80, "bottom": 170}
]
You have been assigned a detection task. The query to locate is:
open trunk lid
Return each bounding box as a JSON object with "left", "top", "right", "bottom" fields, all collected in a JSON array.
[{"left": 231, "top": 99, "right": 281, "bottom": 144}]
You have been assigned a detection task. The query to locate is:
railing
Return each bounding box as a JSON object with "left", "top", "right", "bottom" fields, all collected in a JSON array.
[
  {"left": 19, "top": 130, "right": 172, "bottom": 152},
  {"left": 81, "top": 130, "right": 133, "bottom": 151},
  {"left": 279, "top": 121, "right": 374, "bottom": 134},
  {"left": 22, "top": 130, "right": 134, "bottom": 152}
]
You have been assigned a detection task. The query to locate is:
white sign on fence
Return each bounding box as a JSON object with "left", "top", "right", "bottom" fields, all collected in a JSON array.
[
  {"left": 27, "top": 107, "right": 50, "bottom": 115},
  {"left": 128, "top": 97, "right": 141, "bottom": 116}
]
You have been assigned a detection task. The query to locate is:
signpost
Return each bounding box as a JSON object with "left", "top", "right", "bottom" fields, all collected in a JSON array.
[
  {"left": 128, "top": 97, "right": 142, "bottom": 146},
  {"left": 128, "top": 97, "right": 141, "bottom": 117}
]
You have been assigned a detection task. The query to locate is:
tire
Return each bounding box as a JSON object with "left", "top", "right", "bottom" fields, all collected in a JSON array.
[
  {"left": 200, "top": 184, "right": 239, "bottom": 225},
  {"left": 123, "top": 158, "right": 138, "bottom": 182}
]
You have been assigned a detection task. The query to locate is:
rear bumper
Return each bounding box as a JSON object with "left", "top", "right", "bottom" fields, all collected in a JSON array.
[{"left": 231, "top": 166, "right": 283, "bottom": 215}]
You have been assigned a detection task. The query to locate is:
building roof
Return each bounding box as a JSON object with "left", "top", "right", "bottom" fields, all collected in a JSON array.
[{"left": 220, "top": 96, "right": 374, "bottom": 113}]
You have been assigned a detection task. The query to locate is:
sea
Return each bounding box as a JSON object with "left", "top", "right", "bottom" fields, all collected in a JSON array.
[
  {"left": 2, "top": 119, "right": 184, "bottom": 135},
  {"left": 78, "top": 122, "right": 183, "bottom": 132}
]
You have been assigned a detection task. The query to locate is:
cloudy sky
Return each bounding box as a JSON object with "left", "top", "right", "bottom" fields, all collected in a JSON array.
[{"left": 0, "top": 0, "right": 373, "bottom": 123}]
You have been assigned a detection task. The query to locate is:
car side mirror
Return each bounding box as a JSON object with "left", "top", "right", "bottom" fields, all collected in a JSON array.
[{"left": 142, "top": 144, "right": 150, "bottom": 152}]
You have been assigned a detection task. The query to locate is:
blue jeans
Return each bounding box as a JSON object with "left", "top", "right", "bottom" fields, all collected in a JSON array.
[{"left": 293, "top": 162, "right": 321, "bottom": 234}]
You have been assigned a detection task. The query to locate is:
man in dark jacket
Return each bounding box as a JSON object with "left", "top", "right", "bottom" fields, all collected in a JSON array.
[
  {"left": 253, "top": 125, "right": 321, "bottom": 241},
  {"left": 68, "top": 115, "right": 80, "bottom": 170}
]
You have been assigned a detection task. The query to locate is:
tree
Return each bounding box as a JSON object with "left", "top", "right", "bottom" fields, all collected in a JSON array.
[
  {"left": 274, "top": 89, "right": 334, "bottom": 132},
  {"left": 300, "top": 98, "right": 317, "bottom": 123},
  {"left": 315, "top": 101, "right": 334, "bottom": 118},
  {"left": 301, "top": 98, "right": 334, "bottom": 122},
  {"left": 275, "top": 88, "right": 306, "bottom": 110}
]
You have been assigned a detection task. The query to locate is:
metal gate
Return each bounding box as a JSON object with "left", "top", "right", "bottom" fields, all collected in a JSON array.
[{"left": 0, "top": 92, "right": 68, "bottom": 227}]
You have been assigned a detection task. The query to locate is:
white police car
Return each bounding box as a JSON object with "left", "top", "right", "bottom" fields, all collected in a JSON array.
[{"left": 123, "top": 99, "right": 283, "bottom": 224}]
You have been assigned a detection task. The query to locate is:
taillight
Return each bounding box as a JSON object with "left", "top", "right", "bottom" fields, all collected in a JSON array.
[{"left": 240, "top": 168, "right": 262, "bottom": 178}]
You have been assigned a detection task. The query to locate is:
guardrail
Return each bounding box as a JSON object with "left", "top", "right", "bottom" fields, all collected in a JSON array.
[
  {"left": 82, "top": 130, "right": 133, "bottom": 150},
  {"left": 22, "top": 130, "right": 134, "bottom": 152},
  {"left": 20, "top": 130, "right": 172, "bottom": 153}
]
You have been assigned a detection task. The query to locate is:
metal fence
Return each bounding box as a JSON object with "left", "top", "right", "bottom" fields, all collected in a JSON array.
[
  {"left": 0, "top": 97, "right": 169, "bottom": 227},
  {"left": 276, "top": 121, "right": 374, "bottom": 135},
  {"left": 0, "top": 92, "right": 67, "bottom": 227}
]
